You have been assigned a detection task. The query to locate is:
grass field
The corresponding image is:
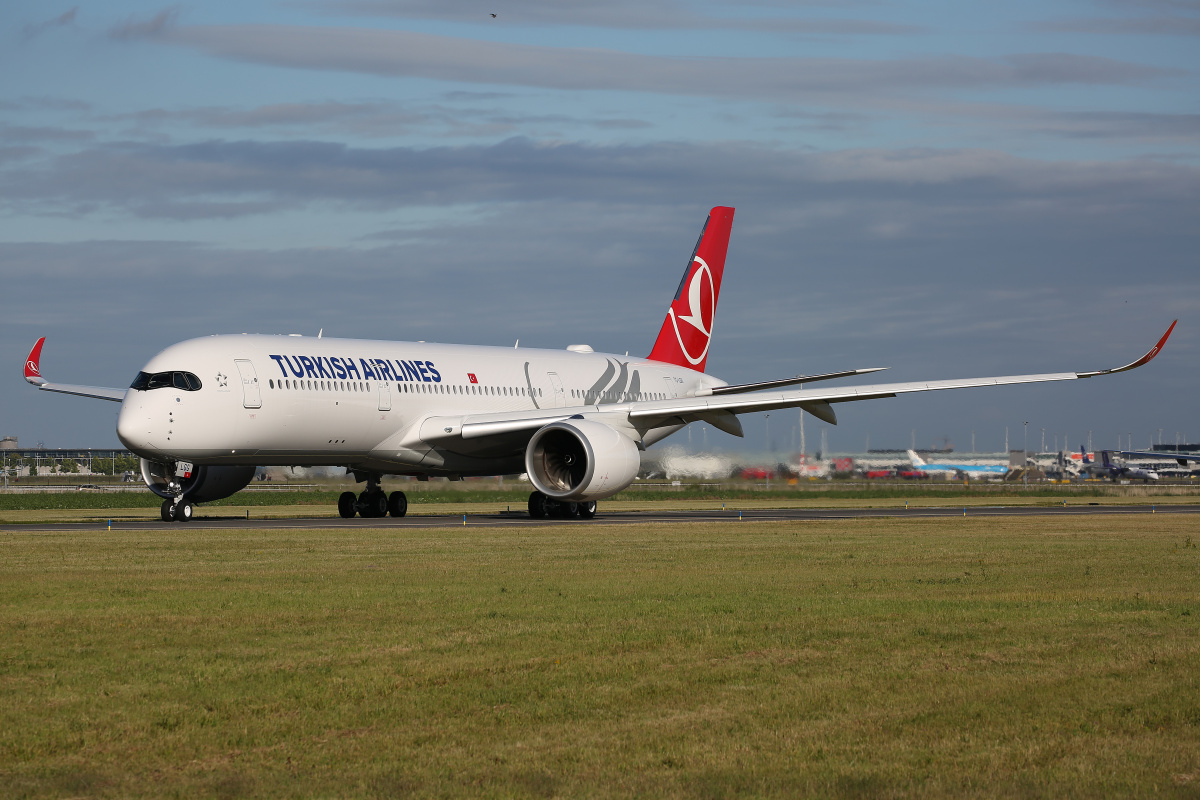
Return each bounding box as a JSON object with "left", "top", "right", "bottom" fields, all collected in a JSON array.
[{"left": 2, "top": 516, "right": 1199, "bottom": 798}]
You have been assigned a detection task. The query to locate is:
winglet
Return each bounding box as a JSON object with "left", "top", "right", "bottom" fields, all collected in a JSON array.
[
  {"left": 24, "top": 337, "right": 47, "bottom": 386},
  {"left": 1077, "top": 320, "right": 1176, "bottom": 378}
]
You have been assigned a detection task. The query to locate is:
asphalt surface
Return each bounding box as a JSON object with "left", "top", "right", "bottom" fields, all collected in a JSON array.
[{"left": 7, "top": 504, "right": 1200, "bottom": 532}]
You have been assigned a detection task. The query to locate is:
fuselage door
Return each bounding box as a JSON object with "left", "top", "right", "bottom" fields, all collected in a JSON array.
[
  {"left": 547, "top": 372, "right": 566, "bottom": 408},
  {"left": 662, "top": 376, "right": 677, "bottom": 399},
  {"left": 378, "top": 381, "right": 392, "bottom": 412},
  {"left": 234, "top": 360, "right": 261, "bottom": 408}
]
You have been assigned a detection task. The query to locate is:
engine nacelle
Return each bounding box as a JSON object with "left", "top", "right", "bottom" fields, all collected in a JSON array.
[
  {"left": 140, "top": 459, "right": 256, "bottom": 503},
  {"left": 525, "top": 419, "right": 641, "bottom": 502}
]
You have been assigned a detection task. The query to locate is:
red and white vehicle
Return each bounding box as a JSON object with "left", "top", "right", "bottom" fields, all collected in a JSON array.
[{"left": 23, "top": 207, "right": 1177, "bottom": 522}]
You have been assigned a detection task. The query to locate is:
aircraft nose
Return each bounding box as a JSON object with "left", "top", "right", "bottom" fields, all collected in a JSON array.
[{"left": 117, "top": 395, "right": 156, "bottom": 456}]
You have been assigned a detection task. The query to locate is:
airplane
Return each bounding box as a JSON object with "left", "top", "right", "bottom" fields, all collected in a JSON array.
[
  {"left": 905, "top": 450, "right": 1008, "bottom": 480},
  {"left": 1078, "top": 447, "right": 1160, "bottom": 482},
  {"left": 22, "top": 206, "right": 1178, "bottom": 522},
  {"left": 1117, "top": 450, "right": 1200, "bottom": 468}
]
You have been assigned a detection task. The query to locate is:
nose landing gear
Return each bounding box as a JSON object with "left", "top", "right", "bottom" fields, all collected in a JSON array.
[{"left": 161, "top": 498, "right": 193, "bottom": 522}]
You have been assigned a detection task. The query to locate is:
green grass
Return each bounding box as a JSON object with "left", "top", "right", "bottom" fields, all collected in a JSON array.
[{"left": 2, "top": 517, "right": 1199, "bottom": 798}]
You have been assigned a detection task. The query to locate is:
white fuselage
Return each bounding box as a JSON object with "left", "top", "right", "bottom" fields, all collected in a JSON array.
[
  {"left": 116, "top": 334, "right": 722, "bottom": 477},
  {"left": 910, "top": 463, "right": 1008, "bottom": 478}
]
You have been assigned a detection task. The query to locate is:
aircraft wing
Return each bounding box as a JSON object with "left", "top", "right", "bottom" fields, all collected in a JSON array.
[
  {"left": 23, "top": 338, "right": 126, "bottom": 403},
  {"left": 423, "top": 320, "right": 1177, "bottom": 446},
  {"left": 699, "top": 367, "right": 887, "bottom": 396},
  {"left": 627, "top": 319, "right": 1177, "bottom": 431}
]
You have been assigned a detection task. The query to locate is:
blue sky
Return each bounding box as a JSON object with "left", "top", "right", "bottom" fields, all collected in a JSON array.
[{"left": 2, "top": 0, "right": 1197, "bottom": 453}]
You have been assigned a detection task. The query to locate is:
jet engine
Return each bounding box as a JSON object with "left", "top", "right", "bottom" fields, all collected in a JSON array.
[
  {"left": 140, "top": 459, "right": 256, "bottom": 503},
  {"left": 525, "top": 419, "right": 641, "bottom": 502}
]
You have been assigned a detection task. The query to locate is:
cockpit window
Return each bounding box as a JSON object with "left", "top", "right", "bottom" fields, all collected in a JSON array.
[{"left": 131, "top": 371, "right": 202, "bottom": 391}]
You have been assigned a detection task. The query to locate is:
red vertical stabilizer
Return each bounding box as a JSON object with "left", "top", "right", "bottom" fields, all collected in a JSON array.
[{"left": 646, "top": 206, "right": 735, "bottom": 372}]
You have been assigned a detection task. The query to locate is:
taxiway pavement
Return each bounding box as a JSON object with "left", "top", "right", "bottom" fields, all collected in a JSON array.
[{"left": 6, "top": 504, "right": 1199, "bottom": 532}]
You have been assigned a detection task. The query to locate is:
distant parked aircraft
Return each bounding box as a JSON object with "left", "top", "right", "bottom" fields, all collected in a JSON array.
[
  {"left": 1118, "top": 450, "right": 1200, "bottom": 467},
  {"left": 905, "top": 450, "right": 1008, "bottom": 479},
  {"left": 1078, "top": 447, "right": 1160, "bottom": 482}
]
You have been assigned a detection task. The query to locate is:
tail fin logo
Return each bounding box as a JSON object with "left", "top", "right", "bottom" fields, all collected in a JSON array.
[
  {"left": 647, "top": 206, "right": 734, "bottom": 372},
  {"left": 26, "top": 360, "right": 40, "bottom": 377},
  {"left": 668, "top": 257, "right": 715, "bottom": 366}
]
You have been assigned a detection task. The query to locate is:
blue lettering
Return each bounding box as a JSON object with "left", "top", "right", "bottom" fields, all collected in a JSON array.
[
  {"left": 401, "top": 361, "right": 421, "bottom": 381},
  {"left": 343, "top": 357, "right": 360, "bottom": 379},
  {"left": 359, "top": 359, "right": 377, "bottom": 380},
  {"left": 425, "top": 361, "right": 441, "bottom": 383},
  {"left": 374, "top": 359, "right": 395, "bottom": 381},
  {"left": 282, "top": 355, "right": 304, "bottom": 378},
  {"left": 299, "top": 356, "right": 317, "bottom": 379},
  {"left": 269, "top": 354, "right": 288, "bottom": 376},
  {"left": 315, "top": 357, "right": 332, "bottom": 379},
  {"left": 390, "top": 360, "right": 408, "bottom": 381},
  {"left": 417, "top": 362, "right": 431, "bottom": 382},
  {"left": 330, "top": 357, "right": 348, "bottom": 379}
]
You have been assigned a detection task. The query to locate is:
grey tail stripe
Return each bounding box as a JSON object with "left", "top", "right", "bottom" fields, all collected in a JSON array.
[
  {"left": 586, "top": 359, "right": 617, "bottom": 403},
  {"left": 605, "top": 361, "right": 629, "bottom": 404},
  {"left": 523, "top": 362, "right": 541, "bottom": 410}
]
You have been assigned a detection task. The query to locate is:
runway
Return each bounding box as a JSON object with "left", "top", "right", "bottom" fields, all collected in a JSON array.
[{"left": 7, "top": 504, "right": 1200, "bottom": 532}]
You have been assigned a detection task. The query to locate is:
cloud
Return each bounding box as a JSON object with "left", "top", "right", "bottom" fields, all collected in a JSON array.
[
  {"left": 0, "top": 124, "right": 94, "bottom": 143},
  {"left": 1101, "top": 0, "right": 1200, "bottom": 12},
  {"left": 1025, "top": 110, "right": 1200, "bottom": 140},
  {"left": 0, "top": 96, "right": 91, "bottom": 113},
  {"left": 146, "top": 25, "right": 1173, "bottom": 103},
  {"left": 109, "top": 7, "right": 179, "bottom": 40},
  {"left": 1031, "top": 15, "right": 1200, "bottom": 35},
  {"left": 327, "top": 0, "right": 924, "bottom": 34},
  {"left": 22, "top": 7, "right": 77, "bottom": 39},
  {"left": 106, "top": 101, "right": 652, "bottom": 139},
  {"left": 3, "top": 139, "right": 1198, "bottom": 297},
  {"left": 0, "top": 146, "right": 41, "bottom": 165}
]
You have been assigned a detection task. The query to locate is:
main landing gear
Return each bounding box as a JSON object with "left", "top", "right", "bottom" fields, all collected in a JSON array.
[
  {"left": 160, "top": 498, "right": 193, "bottom": 522},
  {"left": 527, "top": 491, "right": 597, "bottom": 520},
  {"left": 338, "top": 477, "right": 408, "bottom": 519}
]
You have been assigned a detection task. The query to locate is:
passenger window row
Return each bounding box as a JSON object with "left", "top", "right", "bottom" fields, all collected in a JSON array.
[
  {"left": 270, "top": 379, "right": 370, "bottom": 392},
  {"left": 570, "top": 389, "right": 666, "bottom": 401}
]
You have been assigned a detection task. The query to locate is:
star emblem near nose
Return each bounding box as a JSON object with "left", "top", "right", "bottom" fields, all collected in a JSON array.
[{"left": 216, "top": 372, "right": 228, "bottom": 387}]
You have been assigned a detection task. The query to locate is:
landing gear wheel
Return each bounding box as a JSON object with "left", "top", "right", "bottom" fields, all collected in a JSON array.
[
  {"left": 161, "top": 499, "right": 174, "bottom": 522},
  {"left": 559, "top": 502, "right": 581, "bottom": 520},
  {"left": 360, "top": 490, "right": 388, "bottom": 518},
  {"left": 578, "top": 501, "right": 597, "bottom": 520},
  {"left": 338, "top": 491, "right": 358, "bottom": 519},
  {"left": 172, "top": 501, "right": 193, "bottom": 522},
  {"left": 528, "top": 491, "right": 549, "bottom": 519},
  {"left": 387, "top": 491, "right": 408, "bottom": 518}
]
